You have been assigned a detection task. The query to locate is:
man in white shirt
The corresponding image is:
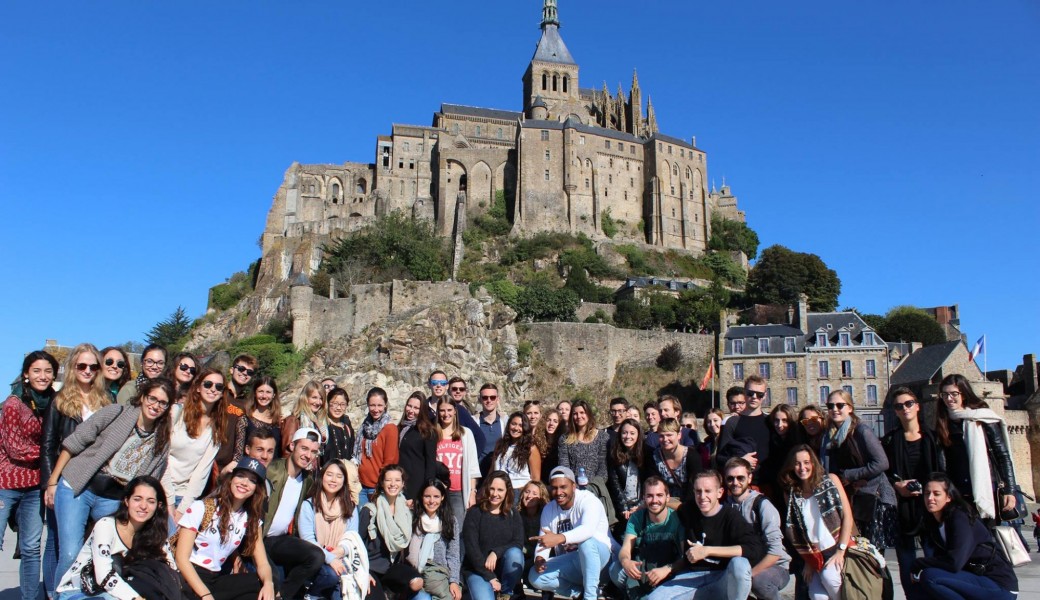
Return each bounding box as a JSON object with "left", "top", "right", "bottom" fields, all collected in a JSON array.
[
  {"left": 529, "top": 466, "right": 613, "bottom": 600},
  {"left": 263, "top": 427, "right": 324, "bottom": 600}
]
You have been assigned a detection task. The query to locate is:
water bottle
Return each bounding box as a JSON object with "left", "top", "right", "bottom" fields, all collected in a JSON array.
[{"left": 577, "top": 466, "right": 589, "bottom": 488}]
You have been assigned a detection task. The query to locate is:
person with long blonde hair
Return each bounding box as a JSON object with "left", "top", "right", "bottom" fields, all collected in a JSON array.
[
  {"left": 42, "top": 343, "right": 111, "bottom": 597},
  {"left": 281, "top": 380, "right": 329, "bottom": 455}
]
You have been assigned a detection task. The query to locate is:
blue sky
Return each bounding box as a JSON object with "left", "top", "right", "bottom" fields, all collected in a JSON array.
[{"left": 2, "top": 1, "right": 1037, "bottom": 376}]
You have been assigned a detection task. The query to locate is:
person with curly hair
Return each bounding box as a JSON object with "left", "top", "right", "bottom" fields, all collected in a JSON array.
[{"left": 490, "top": 412, "right": 541, "bottom": 502}]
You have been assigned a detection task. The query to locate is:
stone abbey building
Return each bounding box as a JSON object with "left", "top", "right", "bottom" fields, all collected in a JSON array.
[{"left": 261, "top": 0, "right": 744, "bottom": 279}]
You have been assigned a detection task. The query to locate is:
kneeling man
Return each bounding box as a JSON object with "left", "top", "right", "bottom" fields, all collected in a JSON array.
[{"left": 610, "top": 476, "right": 685, "bottom": 599}]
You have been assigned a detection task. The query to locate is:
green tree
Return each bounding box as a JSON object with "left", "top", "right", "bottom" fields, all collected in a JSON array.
[
  {"left": 703, "top": 252, "right": 746, "bottom": 286},
  {"left": 614, "top": 299, "right": 653, "bottom": 329},
  {"left": 878, "top": 307, "right": 946, "bottom": 346},
  {"left": 146, "top": 306, "right": 193, "bottom": 349},
  {"left": 708, "top": 215, "right": 760, "bottom": 260},
  {"left": 321, "top": 212, "right": 450, "bottom": 282},
  {"left": 514, "top": 282, "right": 579, "bottom": 322},
  {"left": 746, "top": 245, "right": 841, "bottom": 311}
]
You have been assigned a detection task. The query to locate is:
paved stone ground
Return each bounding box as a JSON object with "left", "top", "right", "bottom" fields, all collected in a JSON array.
[{"left": 0, "top": 527, "right": 1037, "bottom": 599}]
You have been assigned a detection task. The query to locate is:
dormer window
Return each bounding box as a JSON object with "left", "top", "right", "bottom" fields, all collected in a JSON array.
[
  {"left": 759, "top": 339, "right": 770, "bottom": 354},
  {"left": 863, "top": 332, "right": 876, "bottom": 346},
  {"left": 784, "top": 337, "right": 796, "bottom": 353},
  {"left": 839, "top": 332, "right": 851, "bottom": 346},
  {"left": 733, "top": 339, "right": 744, "bottom": 354},
  {"left": 816, "top": 332, "right": 827, "bottom": 347}
]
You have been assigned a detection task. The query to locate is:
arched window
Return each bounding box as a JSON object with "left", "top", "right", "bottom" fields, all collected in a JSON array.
[
  {"left": 552, "top": 74, "right": 558, "bottom": 92},
  {"left": 672, "top": 165, "right": 678, "bottom": 177},
  {"left": 563, "top": 75, "right": 569, "bottom": 93},
  {"left": 331, "top": 183, "right": 340, "bottom": 199},
  {"left": 356, "top": 178, "right": 367, "bottom": 194},
  {"left": 476, "top": 125, "right": 481, "bottom": 137},
  {"left": 686, "top": 167, "right": 692, "bottom": 179},
  {"left": 542, "top": 73, "right": 547, "bottom": 90}
]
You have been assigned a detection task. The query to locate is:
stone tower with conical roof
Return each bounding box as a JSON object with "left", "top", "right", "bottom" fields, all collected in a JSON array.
[{"left": 522, "top": 0, "right": 585, "bottom": 122}]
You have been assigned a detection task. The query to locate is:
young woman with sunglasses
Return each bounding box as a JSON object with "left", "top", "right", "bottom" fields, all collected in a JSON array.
[
  {"left": 1, "top": 350, "right": 59, "bottom": 600},
  {"left": 232, "top": 376, "right": 282, "bottom": 464},
  {"left": 99, "top": 346, "right": 131, "bottom": 402},
  {"left": 398, "top": 391, "right": 438, "bottom": 505},
  {"left": 163, "top": 352, "right": 199, "bottom": 405},
  {"left": 819, "top": 389, "right": 896, "bottom": 552},
  {"left": 162, "top": 368, "right": 226, "bottom": 526},
  {"left": 42, "top": 344, "right": 111, "bottom": 597},
  {"left": 909, "top": 474, "right": 1019, "bottom": 600},
  {"left": 55, "top": 476, "right": 175, "bottom": 600},
  {"left": 795, "top": 405, "right": 826, "bottom": 455},
  {"left": 406, "top": 479, "right": 462, "bottom": 600},
  {"left": 881, "top": 386, "right": 945, "bottom": 592},
  {"left": 117, "top": 343, "right": 167, "bottom": 404},
  {"left": 935, "top": 373, "right": 1019, "bottom": 524},
  {"left": 47, "top": 377, "right": 174, "bottom": 586}
]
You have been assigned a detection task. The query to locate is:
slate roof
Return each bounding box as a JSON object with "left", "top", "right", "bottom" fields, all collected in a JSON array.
[
  {"left": 806, "top": 312, "right": 878, "bottom": 344},
  {"left": 620, "top": 277, "right": 704, "bottom": 292},
  {"left": 440, "top": 104, "right": 522, "bottom": 122},
  {"left": 652, "top": 133, "right": 700, "bottom": 152},
  {"left": 725, "top": 324, "right": 805, "bottom": 340},
  {"left": 890, "top": 340, "right": 963, "bottom": 385},
  {"left": 532, "top": 25, "right": 576, "bottom": 65}
]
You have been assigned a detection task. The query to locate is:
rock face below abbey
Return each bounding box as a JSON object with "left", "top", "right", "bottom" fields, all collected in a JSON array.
[{"left": 256, "top": 0, "right": 745, "bottom": 291}]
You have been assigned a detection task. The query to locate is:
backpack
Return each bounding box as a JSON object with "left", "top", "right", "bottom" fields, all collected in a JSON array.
[{"left": 840, "top": 536, "right": 894, "bottom": 600}]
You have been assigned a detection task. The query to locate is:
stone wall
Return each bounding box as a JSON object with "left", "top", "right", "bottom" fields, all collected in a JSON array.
[
  {"left": 575, "top": 302, "right": 616, "bottom": 322},
  {"left": 1005, "top": 411, "right": 1035, "bottom": 499},
  {"left": 525, "top": 323, "right": 713, "bottom": 386},
  {"left": 391, "top": 279, "right": 470, "bottom": 314}
]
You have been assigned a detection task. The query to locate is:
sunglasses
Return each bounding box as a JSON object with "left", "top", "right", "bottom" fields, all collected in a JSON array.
[
  {"left": 893, "top": 400, "right": 917, "bottom": 410},
  {"left": 202, "top": 380, "right": 225, "bottom": 391},
  {"left": 682, "top": 423, "right": 695, "bottom": 429},
  {"left": 233, "top": 365, "right": 256, "bottom": 377},
  {"left": 429, "top": 379, "right": 449, "bottom": 386},
  {"left": 75, "top": 363, "right": 100, "bottom": 373},
  {"left": 450, "top": 386, "right": 467, "bottom": 392},
  {"left": 480, "top": 395, "right": 498, "bottom": 401},
  {"left": 745, "top": 390, "right": 766, "bottom": 399},
  {"left": 800, "top": 416, "right": 823, "bottom": 426},
  {"left": 178, "top": 363, "right": 198, "bottom": 375},
  {"left": 104, "top": 358, "right": 126, "bottom": 369},
  {"left": 825, "top": 402, "right": 848, "bottom": 411}
]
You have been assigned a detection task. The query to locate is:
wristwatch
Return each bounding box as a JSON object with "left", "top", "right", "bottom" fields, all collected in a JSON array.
[{"left": 838, "top": 542, "right": 848, "bottom": 551}]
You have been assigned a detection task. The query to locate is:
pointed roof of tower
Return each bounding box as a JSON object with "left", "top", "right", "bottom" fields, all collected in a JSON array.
[
  {"left": 632, "top": 68, "right": 640, "bottom": 89},
  {"left": 532, "top": 0, "right": 576, "bottom": 65}
]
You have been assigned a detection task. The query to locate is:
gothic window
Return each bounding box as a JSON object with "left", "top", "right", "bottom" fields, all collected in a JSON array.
[
  {"left": 356, "top": 178, "right": 367, "bottom": 194},
  {"left": 542, "top": 73, "right": 547, "bottom": 90},
  {"left": 686, "top": 167, "right": 692, "bottom": 179},
  {"left": 541, "top": 130, "right": 549, "bottom": 141},
  {"left": 672, "top": 165, "right": 678, "bottom": 177},
  {"left": 331, "top": 183, "right": 340, "bottom": 199}
]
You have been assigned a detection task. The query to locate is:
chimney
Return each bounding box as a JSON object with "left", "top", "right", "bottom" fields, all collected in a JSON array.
[
  {"left": 797, "top": 293, "right": 809, "bottom": 331},
  {"left": 1024, "top": 353, "right": 1038, "bottom": 395},
  {"left": 787, "top": 305, "right": 795, "bottom": 325}
]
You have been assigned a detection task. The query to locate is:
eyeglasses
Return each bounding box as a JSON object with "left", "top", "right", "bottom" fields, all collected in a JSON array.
[
  {"left": 745, "top": 390, "right": 766, "bottom": 399},
  {"left": 893, "top": 400, "right": 917, "bottom": 410},
  {"left": 800, "top": 416, "right": 823, "bottom": 426},
  {"left": 480, "top": 395, "right": 498, "bottom": 401},
  {"left": 682, "top": 423, "right": 695, "bottom": 429},
  {"left": 725, "top": 475, "right": 748, "bottom": 482},
  {"left": 322, "top": 383, "right": 335, "bottom": 390},
  {"left": 104, "top": 358, "right": 126, "bottom": 369},
  {"left": 75, "top": 362, "right": 100, "bottom": 372},
  {"left": 202, "top": 380, "right": 225, "bottom": 391},
  {"left": 825, "top": 402, "right": 848, "bottom": 411},
  {"left": 429, "top": 379, "right": 448, "bottom": 386},
  {"left": 143, "top": 358, "right": 165, "bottom": 368},
  {"left": 610, "top": 409, "right": 627, "bottom": 414},
  {"left": 178, "top": 363, "right": 197, "bottom": 375},
  {"left": 939, "top": 391, "right": 961, "bottom": 399},
  {"left": 233, "top": 365, "right": 256, "bottom": 377},
  {"left": 144, "top": 395, "right": 170, "bottom": 409},
  {"left": 329, "top": 402, "right": 348, "bottom": 410},
  {"left": 449, "top": 386, "right": 466, "bottom": 392}
]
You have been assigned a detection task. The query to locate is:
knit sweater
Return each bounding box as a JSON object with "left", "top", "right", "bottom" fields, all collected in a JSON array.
[
  {"left": 162, "top": 404, "right": 220, "bottom": 513},
  {"left": 0, "top": 396, "right": 42, "bottom": 489},
  {"left": 61, "top": 403, "right": 168, "bottom": 495},
  {"left": 357, "top": 424, "right": 399, "bottom": 488},
  {"left": 461, "top": 506, "right": 524, "bottom": 581},
  {"left": 558, "top": 429, "right": 610, "bottom": 480}
]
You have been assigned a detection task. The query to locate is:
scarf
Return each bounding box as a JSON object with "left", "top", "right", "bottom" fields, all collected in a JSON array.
[
  {"left": 9, "top": 382, "right": 54, "bottom": 416},
  {"left": 315, "top": 494, "right": 348, "bottom": 551},
  {"left": 341, "top": 531, "right": 371, "bottom": 600},
  {"left": 135, "top": 372, "right": 150, "bottom": 389},
  {"left": 398, "top": 417, "right": 417, "bottom": 443},
  {"left": 365, "top": 494, "right": 412, "bottom": 554},
  {"left": 784, "top": 476, "right": 844, "bottom": 571},
  {"left": 406, "top": 514, "right": 442, "bottom": 569},
  {"left": 949, "top": 407, "right": 1009, "bottom": 520},
  {"left": 354, "top": 411, "right": 392, "bottom": 462},
  {"left": 820, "top": 417, "right": 853, "bottom": 474}
]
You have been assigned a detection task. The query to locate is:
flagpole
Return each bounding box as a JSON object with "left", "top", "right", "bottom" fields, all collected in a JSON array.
[{"left": 983, "top": 335, "right": 987, "bottom": 379}]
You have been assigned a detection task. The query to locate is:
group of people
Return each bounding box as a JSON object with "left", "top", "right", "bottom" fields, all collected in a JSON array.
[{"left": 0, "top": 344, "right": 1028, "bottom": 600}]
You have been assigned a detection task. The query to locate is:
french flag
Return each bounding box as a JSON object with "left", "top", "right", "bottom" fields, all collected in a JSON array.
[{"left": 968, "top": 335, "right": 986, "bottom": 363}]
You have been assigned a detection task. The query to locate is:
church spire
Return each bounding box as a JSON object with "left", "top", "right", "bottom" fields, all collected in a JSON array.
[
  {"left": 541, "top": 0, "right": 559, "bottom": 28},
  {"left": 645, "top": 95, "right": 657, "bottom": 135}
]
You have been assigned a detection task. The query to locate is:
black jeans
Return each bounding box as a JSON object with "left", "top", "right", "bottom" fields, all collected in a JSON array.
[
  {"left": 189, "top": 563, "right": 263, "bottom": 600},
  {"left": 264, "top": 534, "right": 325, "bottom": 599}
]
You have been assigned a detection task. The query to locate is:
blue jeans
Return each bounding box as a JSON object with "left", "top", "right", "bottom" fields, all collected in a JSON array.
[
  {"left": 44, "top": 506, "right": 60, "bottom": 596},
  {"left": 0, "top": 487, "right": 44, "bottom": 600},
  {"left": 529, "top": 538, "right": 610, "bottom": 600},
  {"left": 466, "top": 546, "right": 524, "bottom": 600},
  {"left": 912, "top": 567, "right": 1016, "bottom": 600},
  {"left": 54, "top": 477, "right": 122, "bottom": 585},
  {"left": 359, "top": 487, "right": 375, "bottom": 507},
  {"left": 646, "top": 557, "right": 752, "bottom": 600},
  {"left": 894, "top": 533, "right": 934, "bottom": 594},
  {"left": 309, "top": 563, "right": 343, "bottom": 600},
  {"left": 56, "top": 592, "right": 119, "bottom": 600}
]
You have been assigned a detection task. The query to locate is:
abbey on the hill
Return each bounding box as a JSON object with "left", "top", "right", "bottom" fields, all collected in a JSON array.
[{"left": 262, "top": 0, "right": 744, "bottom": 274}]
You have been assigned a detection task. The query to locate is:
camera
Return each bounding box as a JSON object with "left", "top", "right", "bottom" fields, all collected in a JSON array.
[{"left": 906, "top": 480, "right": 923, "bottom": 494}]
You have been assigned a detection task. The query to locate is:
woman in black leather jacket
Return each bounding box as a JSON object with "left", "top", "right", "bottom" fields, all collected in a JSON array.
[
  {"left": 910, "top": 473, "right": 1018, "bottom": 600},
  {"left": 934, "top": 374, "right": 1018, "bottom": 522}
]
